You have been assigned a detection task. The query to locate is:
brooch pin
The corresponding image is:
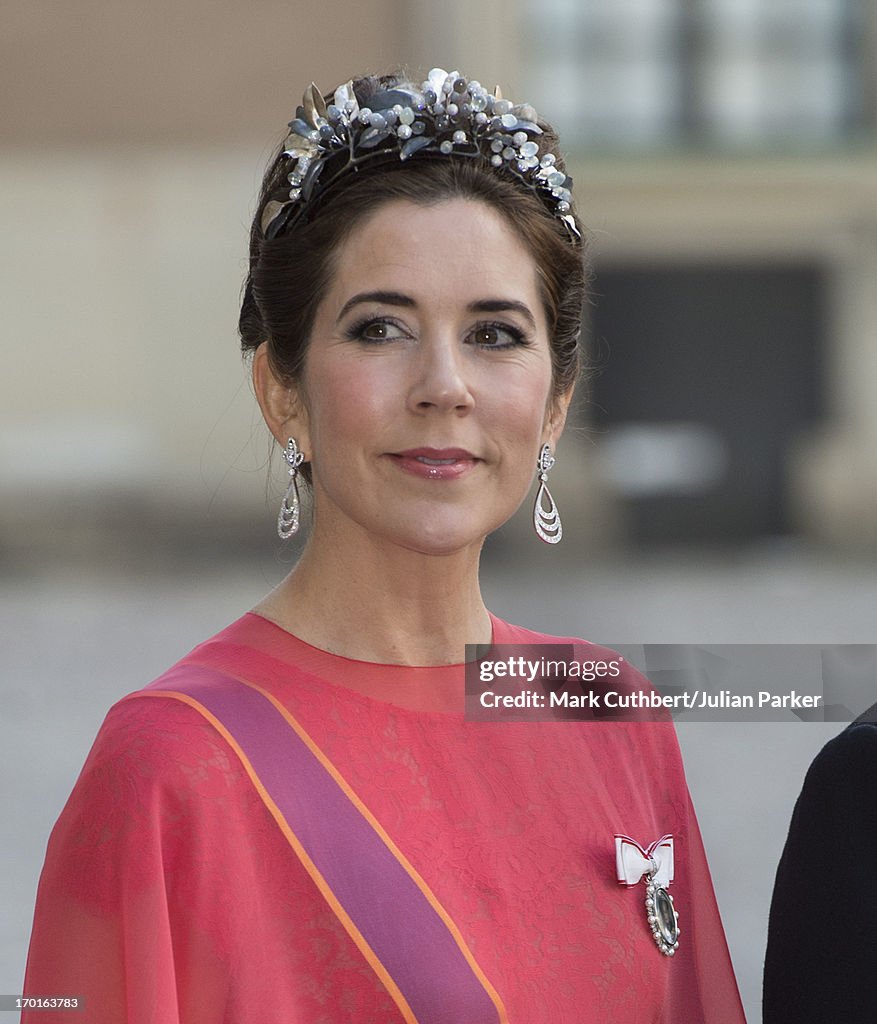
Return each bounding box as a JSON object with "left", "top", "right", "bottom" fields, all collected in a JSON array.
[{"left": 615, "top": 834, "right": 680, "bottom": 956}]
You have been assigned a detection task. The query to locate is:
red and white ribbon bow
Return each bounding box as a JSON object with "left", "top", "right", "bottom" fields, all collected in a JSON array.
[{"left": 615, "top": 834, "right": 674, "bottom": 888}]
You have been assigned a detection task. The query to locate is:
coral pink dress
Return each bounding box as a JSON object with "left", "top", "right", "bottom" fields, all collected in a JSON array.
[{"left": 24, "top": 613, "right": 744, "bottom": 1022}]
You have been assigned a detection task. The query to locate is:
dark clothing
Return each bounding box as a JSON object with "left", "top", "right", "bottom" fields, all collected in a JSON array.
[{"left": 764, "top": 710, "right": 877, "bottom": 1023}]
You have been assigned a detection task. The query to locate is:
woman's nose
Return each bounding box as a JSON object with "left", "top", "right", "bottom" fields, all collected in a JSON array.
[{"left": 406, "top": 336, "right": 475, "bottom": 414}]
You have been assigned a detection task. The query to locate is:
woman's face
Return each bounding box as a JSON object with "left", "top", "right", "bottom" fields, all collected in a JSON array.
[{"left": 278, "top": 197, "right": 569, "bottom": 556}]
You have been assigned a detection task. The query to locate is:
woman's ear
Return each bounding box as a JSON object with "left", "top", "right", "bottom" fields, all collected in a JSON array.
[
  {"left": 252, "top": 342, "right": 310, "bottom": 452},
  {"left": 543, "top": 384, "right": 575, "bottom": 449}
]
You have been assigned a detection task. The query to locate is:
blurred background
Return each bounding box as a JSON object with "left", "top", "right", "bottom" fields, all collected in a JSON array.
[{"left": 3, "top": 1, "right": 877, "bottom": 1021}]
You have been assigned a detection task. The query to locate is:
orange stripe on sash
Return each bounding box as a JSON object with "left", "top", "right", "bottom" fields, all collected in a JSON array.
[{"left": 131, "top": 688, "right": 421, "bottom": 1024}]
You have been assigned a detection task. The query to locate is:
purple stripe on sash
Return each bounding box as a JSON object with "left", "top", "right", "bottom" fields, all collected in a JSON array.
[{"left": 148, "top": 665, "right": 501, "bottom": 1024}]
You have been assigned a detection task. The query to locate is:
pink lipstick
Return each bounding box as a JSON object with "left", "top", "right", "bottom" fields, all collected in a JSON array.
[{"left": 388, "top": 448, "right": 479, "bottom": 480}]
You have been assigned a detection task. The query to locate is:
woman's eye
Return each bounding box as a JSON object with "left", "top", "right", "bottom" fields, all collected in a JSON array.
[
  {"left": 469, "top": 324, "right": 526, "bottom": 349},
  {"left": 361, "top": 321, "right": 391, "bottom": 341},
  {"left": 355, "top": 319, "right": 405, "bottom": 343}
]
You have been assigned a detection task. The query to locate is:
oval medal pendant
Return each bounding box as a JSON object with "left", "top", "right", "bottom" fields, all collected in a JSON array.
[{"left": 645, "top": 878, "right": 680, "bottom": 956}]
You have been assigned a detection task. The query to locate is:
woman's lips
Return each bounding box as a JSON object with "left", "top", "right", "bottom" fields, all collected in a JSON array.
[{"left": 388, "top": 448, "right": 479, "bottom": 480}]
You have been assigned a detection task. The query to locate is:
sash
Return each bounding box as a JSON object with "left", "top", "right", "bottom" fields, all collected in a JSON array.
[{"left": 128, "top": 664, "right": 507, "bottom": 1024}]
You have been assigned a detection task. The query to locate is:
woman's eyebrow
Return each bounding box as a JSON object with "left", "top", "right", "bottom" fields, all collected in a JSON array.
[
  {"left": 467, "top": 299, "right": 536, "bottom": 330},
  {"left": 336, "top": 291, "right": 415, "bottom": 322}
]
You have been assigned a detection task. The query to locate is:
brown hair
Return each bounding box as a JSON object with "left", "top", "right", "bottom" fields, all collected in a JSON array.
[{"left": 239, "top": 73, "right": 588, "bottom": 479}]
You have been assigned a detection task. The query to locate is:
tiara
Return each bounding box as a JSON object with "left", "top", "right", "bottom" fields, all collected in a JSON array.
[{"left": 260, "top": 68, "right": 580, "bottom": 242}]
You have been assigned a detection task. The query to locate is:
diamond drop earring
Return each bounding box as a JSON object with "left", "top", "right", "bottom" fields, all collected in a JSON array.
[
  {"left": 277, "top": 437, "right": 305, "bottom": 539},
  {"left": 533, "top": 444, "right": 562, "bottom": 544}
]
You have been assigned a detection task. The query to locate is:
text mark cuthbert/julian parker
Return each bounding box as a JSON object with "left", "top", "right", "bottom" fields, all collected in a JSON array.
[{"left": 463, "top": 644, "right": 856, "bottom": 723}]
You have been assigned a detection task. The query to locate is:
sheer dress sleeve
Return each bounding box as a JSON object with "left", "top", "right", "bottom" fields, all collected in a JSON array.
[{"left": 22, "top": 695, "right": 399, "bottom": 1024}]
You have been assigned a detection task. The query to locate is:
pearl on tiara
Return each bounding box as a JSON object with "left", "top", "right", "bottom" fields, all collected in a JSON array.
[{"left": 260, "top": 69, "right": 580, "bottom": 243}]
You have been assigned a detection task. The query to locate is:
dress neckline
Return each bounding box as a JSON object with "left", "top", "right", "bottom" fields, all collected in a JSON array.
[{"left": 215, "top": 610, "right": 516, "bottom": 715}]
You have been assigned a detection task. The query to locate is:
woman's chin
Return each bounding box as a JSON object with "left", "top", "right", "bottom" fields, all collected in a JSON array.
[{"left": 384, "top": 514, "right": 497, "bottom": 558}]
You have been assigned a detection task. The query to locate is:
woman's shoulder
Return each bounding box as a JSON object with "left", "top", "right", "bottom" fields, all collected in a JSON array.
[
  {"left": 81, "top": 615, "right": 261, "bottom": 781},
  {"left": 489, "top": 613, "right": 641, "bottom": 675},
  {"left": 490, "top": 615, "right": 573, "bottom": 645},
  {"left": 83, "top": 688, "right": 232, "bottom": 797},
  {"left": 39, "top": 633, "right": 275, "bottom": 924}
]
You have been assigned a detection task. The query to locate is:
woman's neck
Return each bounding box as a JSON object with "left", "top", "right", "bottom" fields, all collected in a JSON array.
[{"left": 253, "top": 525, "right": 492, "bottom": 666}]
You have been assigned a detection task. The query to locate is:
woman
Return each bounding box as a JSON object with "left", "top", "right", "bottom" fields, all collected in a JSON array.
[{"left": 23, "top": 69, "right": 744, "bottom": 1022}]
